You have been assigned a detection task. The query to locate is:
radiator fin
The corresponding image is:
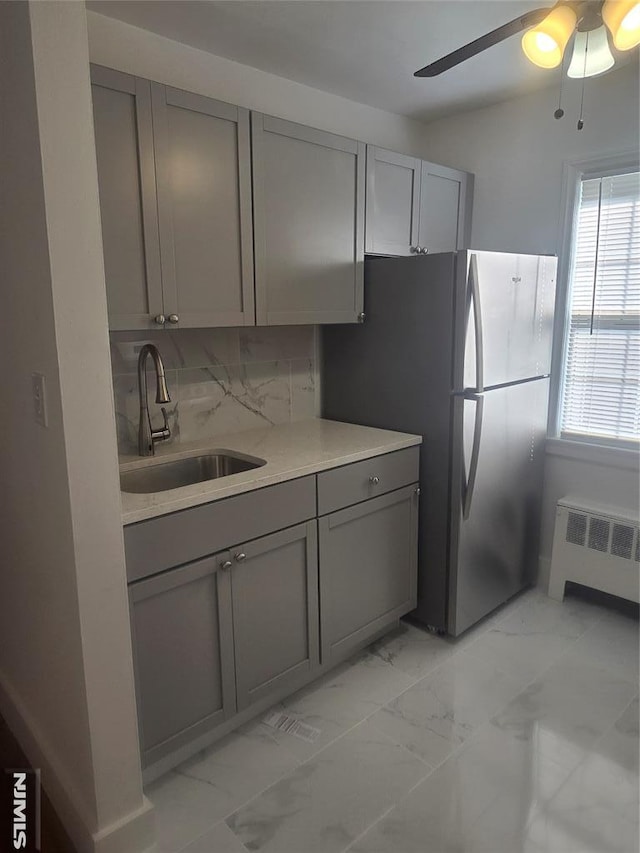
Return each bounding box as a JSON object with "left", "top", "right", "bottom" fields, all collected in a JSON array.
[
  {"left": 566, "top": 512, "right": 587, "bottom": 546},
  {"left": 588, "top": 517, "right": 610, "bottom": 552},
  {"left": 611, "top": 524, "right": 634, "bottom": 560}
]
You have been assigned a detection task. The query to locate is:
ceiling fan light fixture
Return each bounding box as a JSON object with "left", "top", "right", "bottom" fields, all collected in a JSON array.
[
  {"left": 567, "top": 25, "right": 616, "bottom": 76},
  {"left": 522, "top": 4, "right": 578, "bottom": 68},
  {"left": 603, "top": 0, "right": 640, "bottom": 50}
]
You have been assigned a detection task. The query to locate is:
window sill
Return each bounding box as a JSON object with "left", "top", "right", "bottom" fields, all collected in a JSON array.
[{"left": 545, "top": 437, "right": 640, "bottom": 471}]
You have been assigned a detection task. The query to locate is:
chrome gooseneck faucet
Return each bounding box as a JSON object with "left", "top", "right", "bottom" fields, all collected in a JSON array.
[{"left": 137, "top": 344, "right": 171, "bottom": 456}]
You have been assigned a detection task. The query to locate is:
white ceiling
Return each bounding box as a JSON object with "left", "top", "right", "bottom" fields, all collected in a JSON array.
[{"left": 88, "top": 0, "right": 608, "bottom": 122}]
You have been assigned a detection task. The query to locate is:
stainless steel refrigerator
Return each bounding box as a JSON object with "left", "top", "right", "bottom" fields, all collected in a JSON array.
[{"left": 322, "top": 250, "right": 557, "bottom": 636}]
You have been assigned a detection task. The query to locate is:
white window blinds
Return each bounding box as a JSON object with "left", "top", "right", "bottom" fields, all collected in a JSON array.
[{"left": 561, "top": 170, "right": 640, "bottom": 445}]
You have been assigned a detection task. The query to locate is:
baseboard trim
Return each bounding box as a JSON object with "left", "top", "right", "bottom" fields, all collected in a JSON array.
[
  {"left": 0, "top": 670, "right": 155, "bottom": 853},
  {"left": 92, "top": 797, "right": 156, "bottom": 853}
]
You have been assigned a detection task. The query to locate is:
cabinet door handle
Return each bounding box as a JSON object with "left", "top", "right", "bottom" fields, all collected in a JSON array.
[
  {"left": 369, "top": 475, "right": 380, "bottom": 485},
  {"left": 234, "top": 552, "right": 247, "bottom": 562},
  {"left": 415, "top": 487, "right": 421, "bottom": 496},
  {"left": 154, "top": 314, "right": 166, "bottom": 326},
  {"left": 410, "top": 246, "right": 420, "bottom": 254},
  {"left": 167, "top": 314, "right": 179, "bottom": 324},
  {"left": 220, "top": 560, "right": 232, "bottom": 571},
  {"left": 420, "top": 247, "right": 429, "bottom": 255}
]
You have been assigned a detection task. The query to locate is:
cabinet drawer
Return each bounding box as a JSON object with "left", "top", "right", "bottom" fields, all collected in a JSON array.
[
  {"left": 317, "top": 446, "right": 419, "bottom": 515},
  {"left": 124, "top": 476, "right": 316, "bottom": 582}
]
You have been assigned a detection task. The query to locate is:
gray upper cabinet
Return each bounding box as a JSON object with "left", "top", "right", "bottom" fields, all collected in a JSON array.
[
  {"left": 91, "top": 66, "right": 254, "bottom": 330},
  {"left": 252, "top": 114, "right": 365, "bottom": 325},
  {"left": 319, "top": 484, "right": 419, "bottom": 665},
  {"left": 129, "top": 551, "right": 236, "bottom": 767},
  {"left": 151, "top": 85, "right": 255, "bottom": 328},
  {"left": 418, "top": 161, "right": 473, "bottom": 254},
  {"left": 91, "top": 66, "right": 163, "bottom": 330},
  {"left": 230, "top": 521, "right": 319, "bottom": 711},
  {"left": 365, "top": 147, "right": 421, "bottom": 256},
  {"left": 364, "top": 146, "right": 473, "bottom": 257}
]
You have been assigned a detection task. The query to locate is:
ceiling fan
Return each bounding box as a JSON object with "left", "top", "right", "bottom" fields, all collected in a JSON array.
[{"left": 414, "top": 0, "right": 640, "bottom": 80}]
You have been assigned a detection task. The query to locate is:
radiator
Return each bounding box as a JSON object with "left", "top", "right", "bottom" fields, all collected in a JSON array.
[{"left": 548, "top": 496, "right": 640, "bottom": 604}]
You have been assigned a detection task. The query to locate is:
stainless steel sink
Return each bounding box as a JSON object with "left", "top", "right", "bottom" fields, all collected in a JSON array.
[{"left": 120, "top": 452, "right": 266, "bottom": 494}]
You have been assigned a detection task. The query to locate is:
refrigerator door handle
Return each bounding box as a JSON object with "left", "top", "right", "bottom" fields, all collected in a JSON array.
[
  {"left": 468, "top": 254, "right": 485, "bottom": 392},
  {"left": 462, "top": 392, "right": 484, "bottom": 521}
]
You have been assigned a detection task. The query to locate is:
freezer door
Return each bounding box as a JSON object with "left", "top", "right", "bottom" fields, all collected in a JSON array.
[
  {"left": 459, "top": 251, "right": 557, "bottom": 390},
  {"left": 448, "top": 378, "right": 550, "bottom": 636}
]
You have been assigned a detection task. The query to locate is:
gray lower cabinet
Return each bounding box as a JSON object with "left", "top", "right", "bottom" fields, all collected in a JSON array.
[
  {"left": 231, "top": 521, "right": 319, "bottom": 711},
  {"left": 129, "top": 517, "right": 319, "bottom": 767},
  {"left": 129, "top": 552, "right": 236, "bottom": 767},
  {"left": 252, "top": 113, "right": 365, "bottom": 325},
  {"left": 125, "top": 454, "right": 419, "bottom": 772},
  {"left": 318, "top": 484, "right": 419, "bottom": 664},
  {"left": 364, "top": 145, "right": 473, "bottom": 257}
]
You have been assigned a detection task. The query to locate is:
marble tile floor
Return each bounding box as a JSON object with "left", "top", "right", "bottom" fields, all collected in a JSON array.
[{"left": 146, "top": 586, "right": 639, "bottom": 853}]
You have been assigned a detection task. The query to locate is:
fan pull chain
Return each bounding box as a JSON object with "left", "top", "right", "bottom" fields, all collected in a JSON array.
[
  {"left": 554, "top": 40, "right": 569, "bottom": 119},
  {"left": 577, "top": 30, "right": 589, "bottom": 130}
]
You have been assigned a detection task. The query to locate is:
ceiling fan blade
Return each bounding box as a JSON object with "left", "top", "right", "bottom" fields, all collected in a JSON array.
[{"left": 414, "top": 7, "right": 552, "bottom": 77}]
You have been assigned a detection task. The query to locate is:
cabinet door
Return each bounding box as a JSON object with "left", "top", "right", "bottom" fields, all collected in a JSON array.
[
  {"left": 418, "top": 161, "right": 473, "bottom": 254},
  {"left": 152, "top": 85, "right": 255, "bottom": 328},
  {"left": 319, "top": 485, "right": 418, "bottom": 664},
  {"left": 129, "top": 552, "right": 236, "bottom": 767},
  {"left": 91, "top": 66, "right": 163, "bottom": 331},
  {"left": 231, "top": 522, "right": 319, "bottom": 711},
  {"left": 365, "top": 146, "right": 421, "bottom": 256},
  {"left": 252, "top": 114, "right": 365, "bottom": 325}
]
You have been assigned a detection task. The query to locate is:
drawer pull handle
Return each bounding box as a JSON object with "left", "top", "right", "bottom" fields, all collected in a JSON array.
[
  {"left": 369, "top": 475, "right": 380, "bottom": 485},
  {"left": 235, "top": 552, "right": 247, "bottom": 562},
  {"left": 220, "top": 560, "right": 232, "bottom": 571}
]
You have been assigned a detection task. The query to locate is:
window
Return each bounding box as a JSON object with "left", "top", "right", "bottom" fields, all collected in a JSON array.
[{"left": 560, "top": 168, "right": 640, "bottom": 446}]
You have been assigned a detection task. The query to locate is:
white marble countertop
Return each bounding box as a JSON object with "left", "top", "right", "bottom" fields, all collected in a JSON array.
[{"left": 119, "top": 418, "right": 421, "bottom": 525}]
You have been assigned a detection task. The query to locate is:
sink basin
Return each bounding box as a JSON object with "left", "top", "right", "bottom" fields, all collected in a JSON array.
[{"left": 120, "top": 452, "right": 266, "bottom": 494}]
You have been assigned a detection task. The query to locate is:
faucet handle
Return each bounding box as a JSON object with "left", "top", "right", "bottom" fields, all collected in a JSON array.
[{"left": 151, "top": 407, "right": 171, "bottom": 444}]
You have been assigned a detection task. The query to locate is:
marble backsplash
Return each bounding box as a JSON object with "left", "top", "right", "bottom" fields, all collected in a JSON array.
[{"left": 110, "top": 326, "right": 318, "bottom": 455}]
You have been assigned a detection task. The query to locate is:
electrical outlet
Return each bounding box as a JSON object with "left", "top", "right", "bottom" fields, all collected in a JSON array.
[{"left": 32, "top": 372, "right": 48, "bottom": 427}]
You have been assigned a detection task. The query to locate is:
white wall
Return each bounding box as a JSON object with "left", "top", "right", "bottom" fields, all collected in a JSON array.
[
  {"left": 419, "top": 61, "right": 640, "bottom": 584},
  {"left": 87, "top": 11, "right": 431, "bottom": 157},
  {"left": 420, "top": 60, "right": 640, "bottom": 255},
  {"left": 0, "top": 3, "right": 153, "bottom": 851}
]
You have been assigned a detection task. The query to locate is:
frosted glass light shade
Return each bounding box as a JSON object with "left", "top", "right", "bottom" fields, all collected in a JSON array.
[
  {"left": 568, "top": 26, "right": 616, "bottom": 77},
  {"left": 522, "top": 5, "right": 578, "bottom": 68},
  {"left": 603, "top": 0, "right": 640, "bottom": 50}
]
